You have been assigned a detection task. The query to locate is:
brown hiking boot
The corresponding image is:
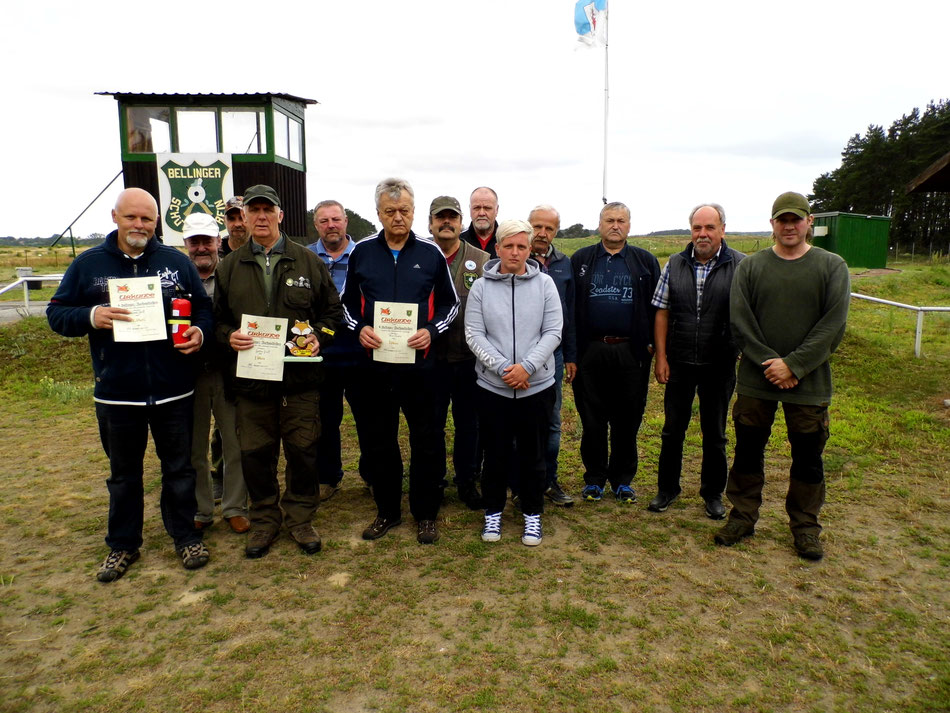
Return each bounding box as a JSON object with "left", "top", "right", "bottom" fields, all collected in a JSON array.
[
  {"left": 245, "top": 529, "right": 276, "bottom": 559},
  {"left": 714, "top": 520, "right": 755, "bottom": 547},
  {"left": 290, "top": 524, "right": 322, "bottom": 554},
  {"left": 362, "top": 516, "right": 402, "bottom": 541},
  {"left": 416, "top": 520, "right": 439, "bottom": 544},
  {"left": 793, "top": 532, "right": 824, "bottom": 561}
]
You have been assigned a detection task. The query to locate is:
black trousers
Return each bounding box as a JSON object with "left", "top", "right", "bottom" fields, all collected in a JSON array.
[
  {"left": 432, "top": 358, "right": 480, "bottom": 486},
  {"left": 358, "top": 366, "right": 443, "bottom": 522},
  {"left": 95, "top": 398, "right": 200, "bottom": 551},
  {"left": 478, "top": 385, "right": 555, "bottom": 516},
  {"left": 316, "top": 361, "right": 372, "bottom": 487},
  {"left": 656, "top": 360, "right": 736, "bottom": 499},
  {"left": 572, "top": 342, "right": 651, "bottom": 489}
]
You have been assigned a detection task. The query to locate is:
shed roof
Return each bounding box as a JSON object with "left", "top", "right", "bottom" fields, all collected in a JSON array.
[
  {"left": 906, "top": 149, "right": 950, "bottom": 194},
  {"left": 96, "top": 91, "right": 318, "bottom": 105}
]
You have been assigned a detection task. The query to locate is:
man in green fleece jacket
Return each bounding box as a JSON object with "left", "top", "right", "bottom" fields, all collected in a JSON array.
[{"left": 714, "top": 192, "right": 850, "bottom": 561}]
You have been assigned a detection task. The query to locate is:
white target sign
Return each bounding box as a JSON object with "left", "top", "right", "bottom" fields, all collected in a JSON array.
[{"left": 156, "top": 153, "right": 234, "bottom": 246}]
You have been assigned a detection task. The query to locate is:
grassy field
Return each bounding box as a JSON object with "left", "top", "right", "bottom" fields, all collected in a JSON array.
[{"left": 0, "top": 256, "right": 947, "bottom": 713}]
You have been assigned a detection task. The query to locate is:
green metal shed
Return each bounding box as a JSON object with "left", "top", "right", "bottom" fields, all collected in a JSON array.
[{"left": 811, "top": 212, "right": 890, "bottom": 269}]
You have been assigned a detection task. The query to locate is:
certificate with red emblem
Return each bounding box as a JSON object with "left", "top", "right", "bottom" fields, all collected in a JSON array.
[
  {"left": 373, "top": 301, "right": 416, "bottom": 364},
  {"left": 236, "top": 314, "right": 288, "bottom": 381},
  {"left": 108, "top": 276, "right": 166, "bottom": 342}
]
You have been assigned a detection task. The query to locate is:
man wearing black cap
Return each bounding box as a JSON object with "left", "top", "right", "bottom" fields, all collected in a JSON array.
[
  {"left": 714, "top": 191, "right": 850, "bottom": 561},
  {"left": 220, "top": 195, "right": 247, "bottom": 257},
  {"left": 429, "top": 195, "right": 489, "bottom": 509},
  {"left": 213, "top": 184, "right": 343, "bottom": 558}
]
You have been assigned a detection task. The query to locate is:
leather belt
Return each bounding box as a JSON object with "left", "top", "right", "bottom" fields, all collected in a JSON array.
[{"left": 597, "top": 336, "right": 630, "bottom": 345}]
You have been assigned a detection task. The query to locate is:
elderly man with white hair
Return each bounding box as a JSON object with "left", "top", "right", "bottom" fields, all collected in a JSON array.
[
  {"left": 340, "top": 178, "right": 460, "bottom": 545},
  {"left": 465, "top": 219, "right": 563, "bottom": 546}
]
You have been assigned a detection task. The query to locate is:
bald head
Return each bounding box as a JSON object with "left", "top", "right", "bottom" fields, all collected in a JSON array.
[{"left": 112, "top": 188, "right": 158, "bottom": 256}]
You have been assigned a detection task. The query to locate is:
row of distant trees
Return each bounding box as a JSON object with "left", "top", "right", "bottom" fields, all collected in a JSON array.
[{"left": 811, "top": 99, "right": 950, "bottom": 252}]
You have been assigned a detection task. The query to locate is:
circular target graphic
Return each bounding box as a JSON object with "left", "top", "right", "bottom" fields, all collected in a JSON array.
[{"left": 188, "top": 184, "right": 206, "bottom": 203}]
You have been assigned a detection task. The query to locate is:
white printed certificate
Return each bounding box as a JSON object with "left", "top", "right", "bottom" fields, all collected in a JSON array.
[
  {"left": 236, "top": 314, "right": 288, "bottom": 382},
  {"left": 373, "top": 301, "right": 417, "bottom": 364},
  {"left": 108, "top": 276, "right": 166, "bottom": 342}
]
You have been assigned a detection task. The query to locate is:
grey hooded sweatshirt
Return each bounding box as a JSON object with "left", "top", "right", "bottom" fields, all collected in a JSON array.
[{"left": 464, "top": 258, "right": 562, "bottom": 398}]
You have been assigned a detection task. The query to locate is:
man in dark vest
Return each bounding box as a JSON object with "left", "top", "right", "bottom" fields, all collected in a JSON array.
[
  {"left": 429, "top": 195, "right": 489, "bottom": 509},
  {"left": 648, "top": 203, "right": 744, "bottom": 519}
]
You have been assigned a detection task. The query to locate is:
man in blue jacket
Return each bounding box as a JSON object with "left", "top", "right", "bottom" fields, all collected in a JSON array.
[
  {"left": 341, "top": 178, "right": 459, "bottom": 544},
  {"left": 648, "top": 204, "right": 744, "bottom": 519},
  {"left": 306, "top": 200, "right": 372, "bottom": 502},
  {"left": 47, "top": 187, "right": 213, "bottom": 582},
  {"left": 528, "top": 205, "right": 576, "bottom": 507},
  {"left": 571, "top": 202, "right": 660, "bottom": 504}
]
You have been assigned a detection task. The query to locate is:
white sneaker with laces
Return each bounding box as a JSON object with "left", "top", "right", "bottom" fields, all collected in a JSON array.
[
  {"left": 522, "top": 514, "right": 542, "bottom": 546},
  {"left": 481, "top": 512, "right": 502, "bottom": 542}
]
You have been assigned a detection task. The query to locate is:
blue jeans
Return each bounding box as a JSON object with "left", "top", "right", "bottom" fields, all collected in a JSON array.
[
  {"left": 95, "top": 398, "right": 201, "bottom": 551},
  {"left": 544, "top": 349, "right": 565, "bottom": 487}
]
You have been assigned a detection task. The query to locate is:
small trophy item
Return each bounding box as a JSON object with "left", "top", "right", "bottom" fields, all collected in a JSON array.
[{"left": 286, "top": 320, "right": 314, "bottom": 357}]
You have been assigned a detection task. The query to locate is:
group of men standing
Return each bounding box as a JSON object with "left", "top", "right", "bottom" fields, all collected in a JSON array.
[{"left": 47, "top": 180, "right": 849, "bottom": 581}]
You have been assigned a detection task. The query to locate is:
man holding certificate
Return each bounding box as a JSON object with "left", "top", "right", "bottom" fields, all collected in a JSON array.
[
  {"left": 213, "top": 185, "right": 343, "bottom": 559},
  {"left": 341, "top": 178, "right": 459, "bottom": 544},
  {"left": 47, "top": 187, "right": 213, "bottom": 582}
]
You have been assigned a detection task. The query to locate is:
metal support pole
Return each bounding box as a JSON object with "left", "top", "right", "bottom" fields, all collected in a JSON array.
[{"left": 915, "top": 310, "right": 924, "bottom": 358}]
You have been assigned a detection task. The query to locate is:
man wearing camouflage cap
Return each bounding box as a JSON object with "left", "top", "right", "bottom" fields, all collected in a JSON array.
[{"left": 429, "top": 195, "right": 489, "bottom": 510}]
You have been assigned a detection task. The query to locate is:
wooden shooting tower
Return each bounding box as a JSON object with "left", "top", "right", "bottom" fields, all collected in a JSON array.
[{"left": 97, "top": 92, "right": 317, "bottom": 238}]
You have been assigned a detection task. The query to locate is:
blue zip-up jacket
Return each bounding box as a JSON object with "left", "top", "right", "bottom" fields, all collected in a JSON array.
[
  {"left": 306, "top": 235, "right": 365, "bottom": 366},
  {"left": 47, "top": 230, "right": 212, "bottom": 405},
  {"left": 340, "top": 230, "right": 459, "bottom": 368},
  {"left": 538, "top": 247, "right": 577, "bottom": 364}
]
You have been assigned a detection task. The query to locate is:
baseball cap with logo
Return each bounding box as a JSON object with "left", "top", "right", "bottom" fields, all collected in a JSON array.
[
  {"left": 771, "top": 192, "right": 811, "bottom": 220},
  {"left": 243, "top": 185, "right": 281, "bottom": 207},
  {"left": 429, "top": 196, "right": 462, "bottom": 216},
  {"left": 182, "top": 212, "right": 221, "bottom": 240},
  {"left": 225, "top": 196, "right": 244, "bottom": 214}
]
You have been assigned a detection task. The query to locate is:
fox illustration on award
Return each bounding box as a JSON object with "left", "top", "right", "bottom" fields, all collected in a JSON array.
[{"left": 286, "top": 320, "right": 315, "bottom": 357}]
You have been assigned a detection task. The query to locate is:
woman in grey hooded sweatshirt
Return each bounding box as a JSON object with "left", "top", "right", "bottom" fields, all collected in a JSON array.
[{"left": 464, "top": 219, "right": 563, "bottom": 546}]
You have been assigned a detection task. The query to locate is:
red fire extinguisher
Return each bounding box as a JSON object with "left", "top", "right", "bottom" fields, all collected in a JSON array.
[{"left": 169, "top": 289, "right": 192, "bottom": 345}]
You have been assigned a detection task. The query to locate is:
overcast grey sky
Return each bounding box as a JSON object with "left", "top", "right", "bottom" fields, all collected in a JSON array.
[{"left": 2, "top": 0, "right": 945, "bottom": 239}]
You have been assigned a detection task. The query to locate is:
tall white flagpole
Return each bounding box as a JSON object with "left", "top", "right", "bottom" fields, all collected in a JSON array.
[{"left": 602, "top": 3, "right": 610, "bottom": 205}]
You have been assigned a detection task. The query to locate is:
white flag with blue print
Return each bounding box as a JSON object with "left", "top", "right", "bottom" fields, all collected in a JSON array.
[{"left": 575, "top": 0, "right": 607, "bottom": 47}]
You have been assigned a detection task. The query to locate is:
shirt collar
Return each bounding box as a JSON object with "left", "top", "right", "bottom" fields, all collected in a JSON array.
[
  {"left": 250, "top": 234, "right": 286, "bottom": 255},
  {"left": 316, "top": 235, "right": 354, "bottom": 259}
]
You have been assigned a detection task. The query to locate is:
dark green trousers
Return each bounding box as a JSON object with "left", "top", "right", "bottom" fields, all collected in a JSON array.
[
  {"left": 234, "top": 390, "right": 321, "bottom": 532},
  {"left": 725, "top": 395, "right": 829, "bottom": 534}
]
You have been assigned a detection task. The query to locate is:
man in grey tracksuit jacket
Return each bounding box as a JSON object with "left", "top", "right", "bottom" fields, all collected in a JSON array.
[{"left": 464, "top": 255, "right": 562, "bottom": 518}]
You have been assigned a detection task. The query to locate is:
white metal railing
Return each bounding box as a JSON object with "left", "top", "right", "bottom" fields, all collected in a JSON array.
[
  {"left": 0, "top": 275, "right": 64, "bottom": 312},
  {"left": 851, "top": 292, "right": 950, "bottom": 358},
  {"left": 1, "top": 277, "right": 946, "bottom": 358}
]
